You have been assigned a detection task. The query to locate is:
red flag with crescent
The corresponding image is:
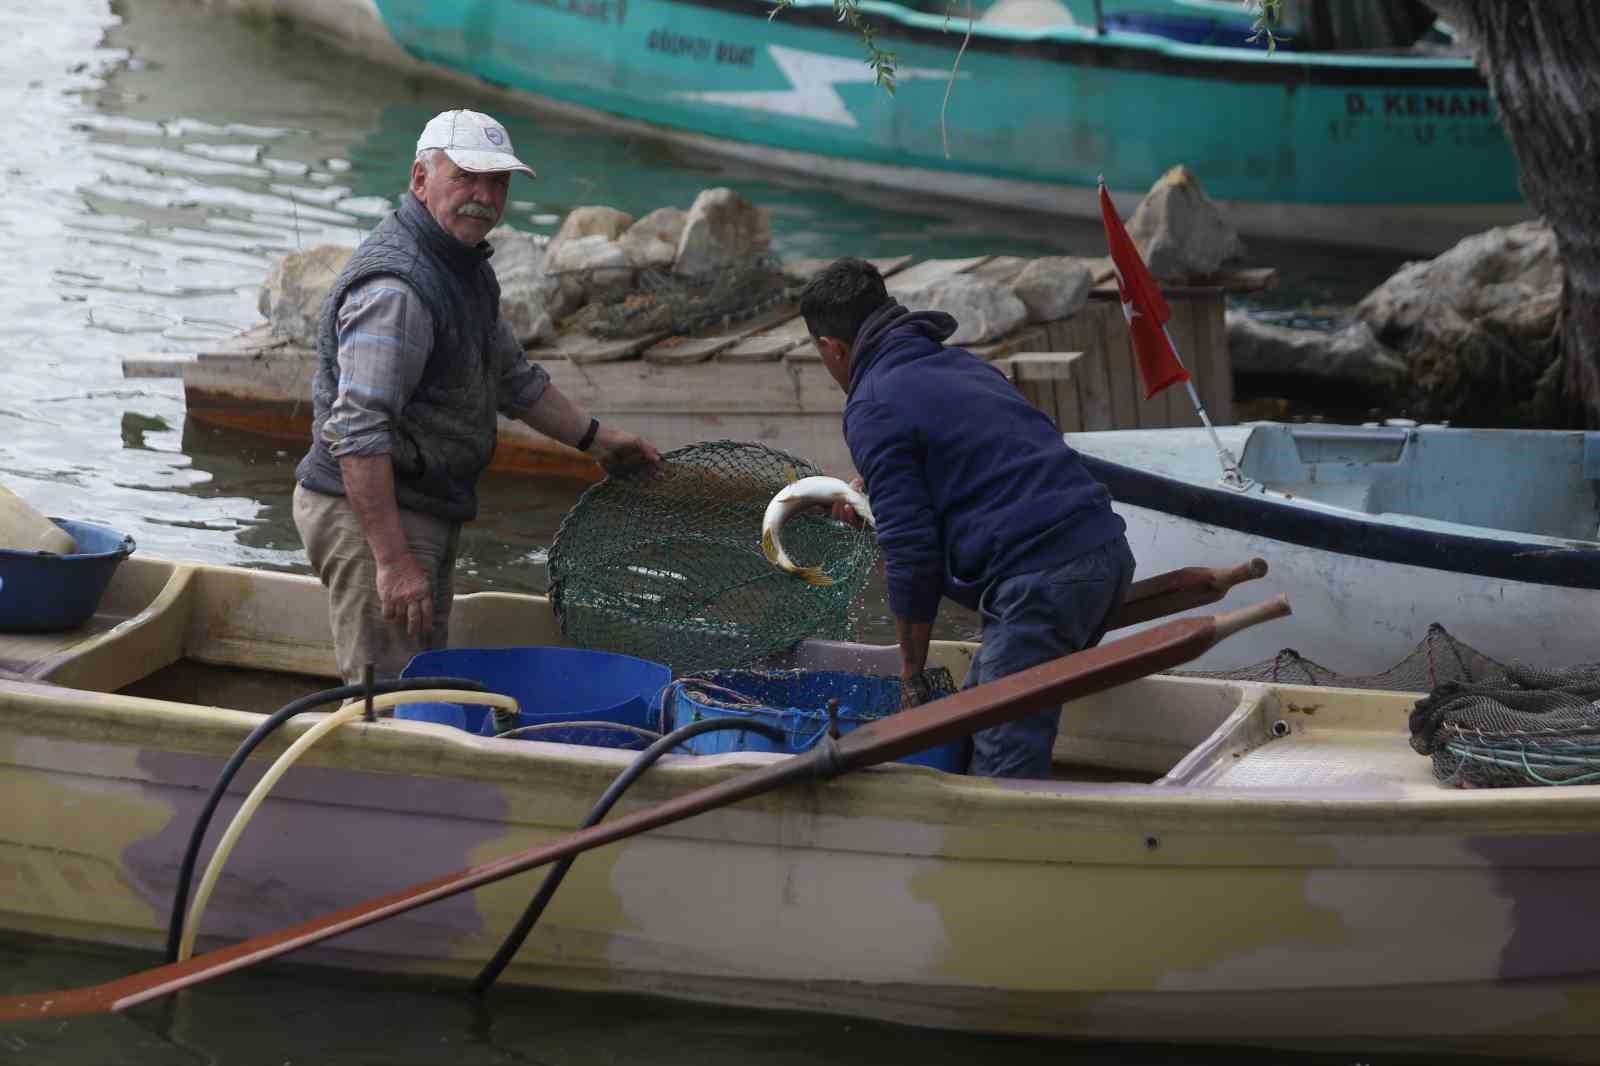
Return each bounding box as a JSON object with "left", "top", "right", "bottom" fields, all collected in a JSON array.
[{"left": 1099, "top": 180, "right": 1190, "bottom": 399}]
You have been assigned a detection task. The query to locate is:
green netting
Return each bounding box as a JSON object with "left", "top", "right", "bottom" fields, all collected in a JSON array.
[
  {"left": 1180, "top": 623, "right": 1512, "bottom": 692},
  {"left": 571, "top": 255, "right": 804, "bottom": 340},
  {"left": 1185, "top": 624, "right": 1600, "bottom": 788},
  {"left": 1408, "top": 665, "right": 1600, "bottom": 788},
  {"left": 547, "top": 440, "right": 876, "bottom": 675}
]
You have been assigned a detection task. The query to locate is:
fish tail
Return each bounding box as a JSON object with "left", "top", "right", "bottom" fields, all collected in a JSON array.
[{"left": 794, "top": 566, "right": 835, "bottom": 588}]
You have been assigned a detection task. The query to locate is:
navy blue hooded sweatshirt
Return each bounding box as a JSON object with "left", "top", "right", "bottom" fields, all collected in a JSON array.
[{"left": 844, "top": 302, "right": 1126, "bottom": 623}]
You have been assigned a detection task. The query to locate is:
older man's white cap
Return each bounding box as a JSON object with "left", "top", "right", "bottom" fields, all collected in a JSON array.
[{"left": 417, "top": 109, "right": 536, "bottom": 178}]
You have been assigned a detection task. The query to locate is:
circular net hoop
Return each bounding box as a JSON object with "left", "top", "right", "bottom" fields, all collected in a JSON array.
[{"left": 547, "top": 441, "right": 877, "bottom": 675}]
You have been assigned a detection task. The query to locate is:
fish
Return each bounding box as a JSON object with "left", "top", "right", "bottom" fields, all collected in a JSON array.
[{"left": 760, "top": 475, "right": 875, "bottom": 587}]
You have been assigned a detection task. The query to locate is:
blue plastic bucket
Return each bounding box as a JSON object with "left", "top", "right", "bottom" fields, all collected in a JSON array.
[
  {"left": 397, "top": 647, "right": 672, "bottom": 749},
  {"left": 662, "top": 670, "right": 968, "bottom": 773},
  {"left": 0, "top": 518, "right": 136, "bottom": 633}
]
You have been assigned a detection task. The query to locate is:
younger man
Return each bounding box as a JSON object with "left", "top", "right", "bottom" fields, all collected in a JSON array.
[{"left": 799, "top": 258, "right": 1135, "bottom": 779}]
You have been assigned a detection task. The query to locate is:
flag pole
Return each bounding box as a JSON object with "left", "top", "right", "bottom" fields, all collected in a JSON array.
[{"left": 1161, "top": 323, "right": 1253, "bottom": 492}]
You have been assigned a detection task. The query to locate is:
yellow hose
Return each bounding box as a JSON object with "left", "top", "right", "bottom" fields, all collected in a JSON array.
[{"left": 177, "top": 688, "right": 520, "bottom": 961}]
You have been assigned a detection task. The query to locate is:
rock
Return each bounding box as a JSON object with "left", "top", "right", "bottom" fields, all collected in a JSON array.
[
  {"left": 673, "top": 188, "right": 771, "bottom": 278},
  {"left": 901, "top": 275, "right": 1028, "bottom": 346},
  {"left": 1011, "top": 257, "right": 1093, "bottom": 323},
  {"left": 547, "top": 206, "right": 635, "bottom": 262},
  {"left": 620, "top": 207, "right": 687, "bottom": 270},
  {"left": 1227, "top": 312, "right": 1406, "bottom": 387},
  {"left": 1358, "top": 221, "right": 1561, "bottom": 343},
  {"left": 258, "top": 244, "right": 353, "bottom": 345},
  {"left": 1356, "top": 222, "right": 1563, "bottom": 424},
  {"left": 488, "top": 226, "right": 557, "bottom": 345},
  {"left": 1126, "top": 166, "right": 1244, "bottom": 281},
  {"left": 548, "top": 234, "right": 635, "bottom": 306}
]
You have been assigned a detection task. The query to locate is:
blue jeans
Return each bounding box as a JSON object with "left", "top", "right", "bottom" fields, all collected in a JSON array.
[{"left": 964, "top": 535, "right": 1136, "bottom": 779}]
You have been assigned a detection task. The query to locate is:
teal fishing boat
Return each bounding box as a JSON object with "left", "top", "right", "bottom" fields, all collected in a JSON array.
[{"left": 287, "top": 0, "right": 1529, "bottom": 251}]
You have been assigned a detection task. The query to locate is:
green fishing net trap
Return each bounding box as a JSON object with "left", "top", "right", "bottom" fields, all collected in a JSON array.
[
  {"left": 1408, "top": 664, "right": 1600, "bottom": 788},
  {"left": 547, "top": 441, "right": 877, "bottom": 675}
]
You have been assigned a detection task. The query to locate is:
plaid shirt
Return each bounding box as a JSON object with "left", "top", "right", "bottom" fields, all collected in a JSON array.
[{"left": 322, "top": 276, "right": 550, "bottom": 458}]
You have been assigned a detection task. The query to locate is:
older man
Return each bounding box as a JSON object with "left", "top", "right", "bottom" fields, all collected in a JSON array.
[{"left": 293, "top": 108, "right": 661, "bottom": 683}]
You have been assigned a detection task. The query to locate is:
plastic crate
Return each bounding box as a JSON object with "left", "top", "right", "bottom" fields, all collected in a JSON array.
[{"left": 662, "top": 669, "right": 968, "bottom": 773}]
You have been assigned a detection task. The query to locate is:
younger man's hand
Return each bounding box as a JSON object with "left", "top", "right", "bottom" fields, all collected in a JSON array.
[{"left": 830, "top": 476, "right": 867, "bottom": 527}]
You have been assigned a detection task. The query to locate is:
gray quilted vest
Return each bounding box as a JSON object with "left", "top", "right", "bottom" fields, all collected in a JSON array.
[{"left": 295, "top": 193, "right": 503, "bottom": 522}]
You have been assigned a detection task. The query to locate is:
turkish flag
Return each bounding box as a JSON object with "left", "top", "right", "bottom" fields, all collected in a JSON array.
[{"left": 1099, "top": 180, "right": 1191, "bottom": 399}]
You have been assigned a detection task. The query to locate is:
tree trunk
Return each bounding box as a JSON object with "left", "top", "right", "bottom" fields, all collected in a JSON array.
[{"left": 1426, "top": 1, "right": 1600, "bottom": 424}]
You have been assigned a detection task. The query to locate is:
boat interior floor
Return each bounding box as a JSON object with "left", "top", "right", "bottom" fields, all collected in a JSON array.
[{"left": 0, "top": 555, "right": 1441, "bottom": 792}]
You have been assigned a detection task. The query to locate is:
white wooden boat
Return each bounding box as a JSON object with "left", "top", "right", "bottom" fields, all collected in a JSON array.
[
  {"left": 3, "top": 553, "right": 1600, "bottom": 1060},
  {"left": 1072, "top": 423, "right": 1600, "bottom": 674}
]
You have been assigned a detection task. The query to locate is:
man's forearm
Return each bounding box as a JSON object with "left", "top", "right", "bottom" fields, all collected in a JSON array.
[
  {"left": 338, "top": 454, "right": 412, "bottom": 565},
  {"left": 519, "top": 382, "right": 591, "bottom": 449},
  {"left": 896, "top": 617, "right": 935, "bottom": 679}
]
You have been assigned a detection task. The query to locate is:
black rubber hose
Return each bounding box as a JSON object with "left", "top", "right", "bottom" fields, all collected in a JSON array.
[
  {"left": 163, "top": 675, "right": 489, "bottom": 963},
  {"left": 471, "top": 714, "right": 787, "bottom": 995}
]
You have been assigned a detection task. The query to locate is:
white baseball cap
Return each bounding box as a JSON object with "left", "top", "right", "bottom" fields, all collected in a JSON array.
[{"left": 416, "top": 109, "right": 536, "bottom": 178}]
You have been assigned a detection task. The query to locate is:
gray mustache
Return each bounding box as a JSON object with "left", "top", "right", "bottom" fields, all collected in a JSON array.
[{"left": 457, "top": 202, "right": 496, "bottom": 219}]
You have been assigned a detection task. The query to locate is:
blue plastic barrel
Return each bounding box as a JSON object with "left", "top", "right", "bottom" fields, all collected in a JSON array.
[
  {"left": 0, "top": 518, "right": 136, "bottom": 633},
  {"left": 397, "top": 646, "right": 672, "bottom": 749},
  {"left": 662, "top": 669, "right": 968, "bottom": 773}
]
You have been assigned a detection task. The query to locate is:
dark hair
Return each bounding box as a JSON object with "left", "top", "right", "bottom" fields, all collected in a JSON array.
[{"left": 799, "top": 257, "right": 889, "bottom": 345}]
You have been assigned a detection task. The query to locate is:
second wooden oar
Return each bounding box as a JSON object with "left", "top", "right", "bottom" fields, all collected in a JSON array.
[
  {"left": 0, "top": 595, "right": 1288, "bottom": 1023},
  {"left": 1106, "top": 556, "right": 1267, "bottom": 630}
]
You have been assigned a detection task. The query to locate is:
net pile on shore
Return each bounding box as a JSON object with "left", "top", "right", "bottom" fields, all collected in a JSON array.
[
  {"left": 581, "top": 255, "right": 802, "bottom": 339},
  {"left": 547, "top": 441, "right": 876, "bottom": 675}
]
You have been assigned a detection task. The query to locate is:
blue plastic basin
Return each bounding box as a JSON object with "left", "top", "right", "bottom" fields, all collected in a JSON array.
[
  {"left": 0, "top": 518, "right": 136, "bottom": 633},
  {"left": 398, "top": 646, "right": 672, "bottom": 749},
  {"left": 662, "top": 669, "right": 968, "bottom": 773}
]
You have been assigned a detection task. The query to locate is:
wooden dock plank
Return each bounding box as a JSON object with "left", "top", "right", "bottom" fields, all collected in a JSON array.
[
  {"left": 969, "top": 323, "right": 1048, "bottom": 362},
  {"left": 533, "top": 330, "right": 668, "bottom": 365},
  {"left": 1076, "top": 345, "right": 1116, "bottom": 432},
  {"left": 123, "top": 355, "right": 196, "bottom": 379}
]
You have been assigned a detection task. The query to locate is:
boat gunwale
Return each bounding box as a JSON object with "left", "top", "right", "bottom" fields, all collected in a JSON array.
[
  {"left": 7, "top": 671, "right": 1600, "bottom": 837},
  {"left": 667, "top": 0, "right": 1488, "bottom": 88},
  {"left": 1080, "top": 454, "right": 1600, "bottom": 592}
]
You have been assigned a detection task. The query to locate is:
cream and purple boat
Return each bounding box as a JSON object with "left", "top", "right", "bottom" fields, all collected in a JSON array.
[{"left": 3, "top": 552, "right": 1599, "bottom": 1061}]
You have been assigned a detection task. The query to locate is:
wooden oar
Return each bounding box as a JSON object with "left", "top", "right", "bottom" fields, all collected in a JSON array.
[
  {"left": 0, "top": 595, "right": 1288, "bottom": 1023},
  {"left": 1105, "top": 557, "right": 1267, "bottom": 631}
]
